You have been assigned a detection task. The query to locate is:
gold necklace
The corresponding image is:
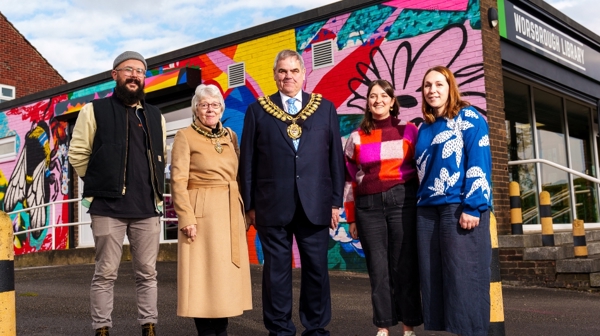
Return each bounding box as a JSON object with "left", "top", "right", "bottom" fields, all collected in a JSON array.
[
  {"left": 190, "top": 122, "right": 227, "bottom": 154},
  {"left": 258, "top": 93, "right": 322, "bottom": 139}
]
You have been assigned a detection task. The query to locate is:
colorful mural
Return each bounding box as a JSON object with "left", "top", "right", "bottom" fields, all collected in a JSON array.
[
  {"left": 0, "top": 0, "right": 485, "bottom": 267},
  {"left": 0, "top": 96, "right": 71, "bottom": 255}
]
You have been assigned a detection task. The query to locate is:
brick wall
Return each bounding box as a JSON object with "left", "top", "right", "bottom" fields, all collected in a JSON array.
[
  {"left": 480, "top": 0, "right": 510, "bottom": 234},
  {"left": 499, "top": 248, "right": 557, "bottom": 285},
  {"left": 0, "top": 13, "right": 66, "bottom": 97}
]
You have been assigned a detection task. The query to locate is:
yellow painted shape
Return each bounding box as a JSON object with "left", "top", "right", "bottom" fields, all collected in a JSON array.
[
  {"left": 234, "top": 30, "right": 296, "bottom": 95},
  {"left": 213, "top": 72, "right": 229, "bottom": 92},
  {"left": 509, "top": 181, "right": 520, "bottom": 197},
  {"left": 490, "top": 281, "right": 505, "bottom": 322},
  {"left": 490, "top": 212, "right": 498, "bottom": 248},
  {"left": 541, "top": 218, "right": 554, "bottom": 235},
  {"left": 539, "top": 191, "right": 550, "bottom": 205},
  {"left": 145, "top": 76, "right": 178, "bottom": 94},
  {"left": 0, "top": 212, "right": 14, "bottom": 261},
  {"left": 574, "top": 246, "right": 588, "bottom": 257},
  {"left": 510, "top": 208, "right": 522, "bottom": 223},
  {"left": 0, "top": 291, "right": 16, "bottom": 335},
  {"left": 572, "top": 219, "right": 585, "bottom": 236}
]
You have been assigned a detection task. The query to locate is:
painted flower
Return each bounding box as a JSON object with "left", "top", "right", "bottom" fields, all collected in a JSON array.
[{"left": 347, "top": 23, "right": 486, "bottom": 125}]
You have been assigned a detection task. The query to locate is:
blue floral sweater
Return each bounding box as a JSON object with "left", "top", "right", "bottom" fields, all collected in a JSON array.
[{"left": 414, "top": 106, "right": 492, "bottom": 217}]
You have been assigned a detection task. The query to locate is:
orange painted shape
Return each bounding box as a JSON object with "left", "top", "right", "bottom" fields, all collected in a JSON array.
[{"left": 220, "top": 45, "right": 238, "bottom": 59}]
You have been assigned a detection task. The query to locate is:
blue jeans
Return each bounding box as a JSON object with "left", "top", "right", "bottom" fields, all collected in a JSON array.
[
  {"left": 355, "top": 181, "right": 423, "bottom": 328},
  {"left": 416, "top": 204, "right": 491, "bottom": 336}
]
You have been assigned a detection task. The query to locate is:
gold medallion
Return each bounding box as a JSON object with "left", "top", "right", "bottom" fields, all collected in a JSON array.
[
  {"left": 258, "top": 94, "right": 322, "bottom": 140},
  {"left": 190, "top": 121, "right": 227, "bottom": 154},
  {"left": 287, "top": 123, "right": 302, "bottom": 139}
]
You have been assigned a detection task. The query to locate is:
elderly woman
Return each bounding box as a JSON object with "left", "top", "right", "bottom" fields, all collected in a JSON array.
[
  {"left": 415, "top": 66, "right": 492, "bottom": 336},
  {"left": 171, "top": 84, "right": 252, "bottom": 336}
]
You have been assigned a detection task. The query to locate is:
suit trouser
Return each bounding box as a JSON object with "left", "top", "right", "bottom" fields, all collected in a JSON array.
[
  {"left": 354, "top": 182, "right": 423, "bottom": 328},
  {"left": 257, "top": 204, "right": 331, "bottom": 336},
  {"left": 90, "top": 215, "right": 161, "bottom": 329}
]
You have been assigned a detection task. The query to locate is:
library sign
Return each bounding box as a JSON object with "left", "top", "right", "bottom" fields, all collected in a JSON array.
[{"left": 502, "top": 0, "right": 600, "bottom": 82}]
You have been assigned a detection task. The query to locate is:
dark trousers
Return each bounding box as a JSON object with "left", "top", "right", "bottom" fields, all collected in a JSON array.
[
  {"left": 194, "top": 318, "right": 228, "bottom": 336},
  {"left": 416, "top": 204, "right": 491, "bottom": 336},
  {"left": 355, "top": 182, "right": 423, "bottom": 328},
  {"left": 256, "top": 203, "right": 331, "bottom": 336}
]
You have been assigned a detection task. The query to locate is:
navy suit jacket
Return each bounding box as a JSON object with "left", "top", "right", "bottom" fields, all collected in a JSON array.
[{"left": 240, "top": 91, "right": 345, "bottom": 227}]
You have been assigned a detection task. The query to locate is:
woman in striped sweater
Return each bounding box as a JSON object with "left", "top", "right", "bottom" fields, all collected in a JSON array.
[{"left": 343, "top": 79, "right": 423, "bottom": 336}]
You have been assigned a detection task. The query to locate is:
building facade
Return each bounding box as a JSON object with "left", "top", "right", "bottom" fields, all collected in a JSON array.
[{"left": 1, "top": 0, "right": 599, "bottom": 278}]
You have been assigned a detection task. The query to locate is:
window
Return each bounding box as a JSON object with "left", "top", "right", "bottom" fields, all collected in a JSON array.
[
  {"left": 312, "top": 40, "right": 334, "bottom": 69},
  {"left": 228, "top": 62, "right": 245, "bottom": 88},
  {"left": 0, "top": 135, "right": 17, "bottom": 162},
  {"left": 0, "top": 84, "right": 15, "bottom": 103}
]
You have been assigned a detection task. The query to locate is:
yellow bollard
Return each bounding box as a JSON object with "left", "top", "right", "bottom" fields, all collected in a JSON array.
[
  {"left": 572, "top": 219, "right": 588, "bottom": 258},
  {"left": 509, "top": 181, "right": 523, "bottom": 234},
  {"left": 539, "top": 191, "right": 554, "bottom": 246},
  {"left": 0, "top": 211, "right": 16, "bottom": 335},
  {"left": 489, "top": 212, "right": 506, "bottom": 335}
]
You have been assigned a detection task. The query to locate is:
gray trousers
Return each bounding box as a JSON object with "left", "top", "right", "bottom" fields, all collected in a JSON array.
[{"left": 90, "top": 215, "right": 161, "bottom": 329}]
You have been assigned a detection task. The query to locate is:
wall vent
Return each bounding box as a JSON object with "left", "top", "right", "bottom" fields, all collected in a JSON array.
[
  {"left": 312, "top": 40, "right": 334, "bottom": 69},
  {"left": 228, "top": 62, "right": 245, "bottom": 88}
]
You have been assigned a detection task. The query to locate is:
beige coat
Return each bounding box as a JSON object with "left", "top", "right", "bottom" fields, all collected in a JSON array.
[{"left": 171, "top": 123, "right": 252, "bottom": 318}]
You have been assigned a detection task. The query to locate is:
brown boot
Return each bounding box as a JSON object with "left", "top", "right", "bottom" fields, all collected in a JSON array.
[
  {"left": 95, "top": 327, "right": 109, "bottom": 336},
  {"left": 142, "top": 323, "right": 157, "bottom": 336}
]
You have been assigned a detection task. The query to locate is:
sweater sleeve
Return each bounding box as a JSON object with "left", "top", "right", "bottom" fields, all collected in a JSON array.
[
  {"left": 342, "top": 132, "right": 359, "bottom": 223},
  {"left": 461, "top": 108, "right": 492, "bottom": 217}
]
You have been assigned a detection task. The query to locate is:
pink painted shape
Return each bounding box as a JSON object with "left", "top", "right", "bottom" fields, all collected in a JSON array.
[
  {"left": 383, "top": 0, "right": 469, "bottom": 11},
  {"left": 205, "top": 50, "right": 265, "bottom": 97},
  {"left": 332, "top": 20, "right": 486, "bottom": 118}
]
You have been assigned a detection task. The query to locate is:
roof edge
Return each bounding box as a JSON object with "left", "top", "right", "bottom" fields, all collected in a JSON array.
[{"left": 0, "top": 0, "right": 377, "bottom": 111}]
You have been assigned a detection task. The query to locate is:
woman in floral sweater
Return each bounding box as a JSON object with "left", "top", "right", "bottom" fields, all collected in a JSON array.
[
  {"left": 343, "top": 79, "right": 422, "bottom": 336},
  {"left": 415, "top": 66, "right": 492, "bottom": 336}
]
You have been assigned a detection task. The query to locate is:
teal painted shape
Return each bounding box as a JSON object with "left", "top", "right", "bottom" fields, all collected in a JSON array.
[
  {"left": 0, "top": 113, "right": 19, "bottom": 150},
  {"left": 386, "top": 0, "right": 481, "bottom": 40},
  {"left": 337, "top": 4, "right": 395, "bottom": 50},
  {"left": 466, "top": 0, "right": 481, "bottom": 29},
  {"left": 339, "top": 114, "right": 363, "bottom": 137},
  {"left": 296, "top": 20, "right": 328, "bottom": 53},
  {"left": 70, "top": 81, "right": 115, "bottom": 99}
]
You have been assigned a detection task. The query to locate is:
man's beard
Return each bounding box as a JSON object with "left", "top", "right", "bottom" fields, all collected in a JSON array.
[{"left": 114, "top": 78, "right": 145, "bottom": 105}]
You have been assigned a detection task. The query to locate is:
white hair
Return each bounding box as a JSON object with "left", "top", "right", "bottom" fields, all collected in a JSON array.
[{"left": 191, "top": 84, "right": 225, "bottom": 118}]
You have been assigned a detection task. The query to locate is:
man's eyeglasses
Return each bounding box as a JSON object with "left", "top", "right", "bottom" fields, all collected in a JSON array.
[
  {"left": 197, "top": 103, "right": 222, "bottom": 110},
  {"left": 115, "top": 67, "right": 146, "bottom": 77}
]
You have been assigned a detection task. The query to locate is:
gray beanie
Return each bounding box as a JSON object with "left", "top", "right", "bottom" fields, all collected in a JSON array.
[{"left": 113, "top": 51, "right": 147, "bottom": 70}]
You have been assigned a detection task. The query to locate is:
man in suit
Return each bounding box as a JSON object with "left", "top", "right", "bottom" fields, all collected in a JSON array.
[{"left": 239, "top": 49, "right": 345, "bottom": 336}]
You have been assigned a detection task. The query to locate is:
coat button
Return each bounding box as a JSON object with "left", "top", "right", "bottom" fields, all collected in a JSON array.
[
  {"left": 296, "top": 175, "right": 300, "bottom": 179},
  {"left": 295, "top": 155, "right": 299, "bottom": 159}
]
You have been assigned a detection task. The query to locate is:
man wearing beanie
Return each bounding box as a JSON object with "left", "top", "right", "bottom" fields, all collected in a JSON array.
[{"left": 69, "top": 51, "right": 165, "bottom": 336}]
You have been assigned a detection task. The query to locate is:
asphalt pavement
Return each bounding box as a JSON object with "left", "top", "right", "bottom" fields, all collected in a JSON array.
[{"left": 14, "top": 262, "right": 600, "bottom": 335}]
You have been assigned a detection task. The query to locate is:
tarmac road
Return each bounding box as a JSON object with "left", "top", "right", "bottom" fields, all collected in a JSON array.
[{"left": 14, "top": 261, "right": 600, "bottom": 335}]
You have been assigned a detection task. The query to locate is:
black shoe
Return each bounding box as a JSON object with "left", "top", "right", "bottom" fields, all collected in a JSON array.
[
  {"left": 95, "top": 327, "right": 109, "bottom": 336},
  {"left": 142, "top": 323, "right": 157, "bottom": 336}
]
